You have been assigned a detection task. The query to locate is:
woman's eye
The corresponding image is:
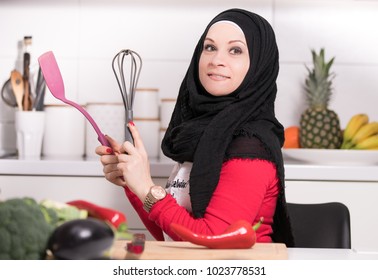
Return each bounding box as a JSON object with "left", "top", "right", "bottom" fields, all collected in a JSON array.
[
  {"left": 230, "top": 47, "right": 243, "bottom": 55},
  {"left": 204, "top": 44, "right": 216, "bottom": 52}
]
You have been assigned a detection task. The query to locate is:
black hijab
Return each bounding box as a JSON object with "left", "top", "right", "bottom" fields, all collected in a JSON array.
[{"left": 161, "top": 8, "right": 294, "bottom": 246}]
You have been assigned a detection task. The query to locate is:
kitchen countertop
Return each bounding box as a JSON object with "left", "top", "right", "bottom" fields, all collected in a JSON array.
[
  {"left": 287, "top": 247, "right": 378, "bottom": 260},
  {"left": 0, "top": 157, "right": 377, "bottom": 181},
  {"left": 113, "top": 241, "right": 288, "bottom": 260},
  {"left": 111, "top": 240, "right": 378, "bottom": 260}
]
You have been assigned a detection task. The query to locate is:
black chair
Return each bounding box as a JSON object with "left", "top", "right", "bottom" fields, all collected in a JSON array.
[{"left": 287, "top": 202, "right": 351, "bottom": 249}]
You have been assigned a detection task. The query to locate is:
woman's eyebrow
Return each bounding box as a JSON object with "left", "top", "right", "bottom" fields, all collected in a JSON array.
[
  {"left": 204, "top": 38, "right": 246, "bottom": 46},
  {"left": 229, "top": 39, "right": 247, "bottom": 46}
]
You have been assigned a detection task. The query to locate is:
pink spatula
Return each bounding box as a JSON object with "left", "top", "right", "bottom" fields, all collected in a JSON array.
[{"left": 38, "top": 51, "right": 110, "bottom": 147}]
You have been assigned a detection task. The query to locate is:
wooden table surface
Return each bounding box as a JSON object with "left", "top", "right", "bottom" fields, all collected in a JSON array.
[{"left": 111, "top": 240, "right": 288, "bottom": 260}]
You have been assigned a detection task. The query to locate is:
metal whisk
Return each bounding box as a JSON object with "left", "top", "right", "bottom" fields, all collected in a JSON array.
[{"left": 112, "top": 49, "right": 142, "bottom": 144}]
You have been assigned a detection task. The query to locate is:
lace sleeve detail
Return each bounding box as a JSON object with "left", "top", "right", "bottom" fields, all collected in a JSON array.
[{"left": 225, "top": 135, "right": 273, "bottom": 162}]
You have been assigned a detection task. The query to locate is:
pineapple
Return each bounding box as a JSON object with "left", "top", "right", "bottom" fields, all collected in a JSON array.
[{"left": 299, "top": 49, "right": 342, "bottom": 149}]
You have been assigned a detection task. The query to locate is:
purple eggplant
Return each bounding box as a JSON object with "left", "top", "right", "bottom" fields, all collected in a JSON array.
[{"left": 47, "top": 218, "right": 115, "bottom": 260}]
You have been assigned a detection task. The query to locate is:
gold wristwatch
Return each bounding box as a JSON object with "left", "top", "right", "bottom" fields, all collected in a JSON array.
[{"left": 143, "top": 185, "right": 167, "bottom": 212}]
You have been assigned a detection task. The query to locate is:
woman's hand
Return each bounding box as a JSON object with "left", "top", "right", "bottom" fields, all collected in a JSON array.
[
  {"left": 95, "top": 135, "right": 126, "bottom": 187},
  {"left": 117, "top": 122, "right": 154, "bottom": 201}
]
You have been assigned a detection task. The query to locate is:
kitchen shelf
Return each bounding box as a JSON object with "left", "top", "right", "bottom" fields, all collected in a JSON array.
[{"left": 0, "top": 158, "right": 174, "bottom": 177}]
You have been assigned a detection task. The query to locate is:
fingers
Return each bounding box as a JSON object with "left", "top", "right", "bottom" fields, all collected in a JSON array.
[
  {"left": 119, "top": 141, "right": 135, "bottom": 156},
  {"left": 103, "top": 166, "right": 123, "bottom": 180},
  {"left": 126, "top": 121, "right": 147, "bottom": 152},
  {"left": 104, "top": 170, "right": 126, "bottom": 187},
  {"left": 95, "top": 135, "right": 122, "bottom": 156},
  {"left": 95, "top": 145, "right": 114, "bottom": 156},
  {"left": 102, "top": 159, "right": 126, "bottom": 187},
  {"left": 105, "top": 135, "right": 122, "bottom": 155},
  {"left": 95, "top": 135, "right": 129, "bottom": 188}
]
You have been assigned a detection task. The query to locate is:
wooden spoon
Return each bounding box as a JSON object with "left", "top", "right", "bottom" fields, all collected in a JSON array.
[
  {"left": 10, "top": 70, "right": 24, "bottom": 111},
  {"left": 23, "top": 50, "right": 32, "bottom": 111}
]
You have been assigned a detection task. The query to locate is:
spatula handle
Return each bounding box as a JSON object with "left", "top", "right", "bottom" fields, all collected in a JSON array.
[
  {"left": 98, "top": 134, "right": 110, "bottom": 147},
  {"left": 63, "top": 99, "right": 110, "bottom": 147}
]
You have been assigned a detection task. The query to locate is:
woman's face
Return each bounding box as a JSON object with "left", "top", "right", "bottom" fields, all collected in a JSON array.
[{"left": 199, "top": 21, "right": 250, "bottom": 96}]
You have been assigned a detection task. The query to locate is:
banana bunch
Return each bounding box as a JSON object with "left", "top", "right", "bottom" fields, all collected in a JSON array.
[{"left": 341, "top": 113, "right": 378, "bottom": 150}]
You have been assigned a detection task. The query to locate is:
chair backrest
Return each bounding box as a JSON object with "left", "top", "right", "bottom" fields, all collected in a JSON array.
[{"left": 286, "top": 202, "right": 351, "bottom": 249}]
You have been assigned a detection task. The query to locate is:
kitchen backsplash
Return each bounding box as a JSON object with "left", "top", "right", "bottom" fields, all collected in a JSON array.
[{"left": 1, "top": 0, "right": 378, "bottom": 153}]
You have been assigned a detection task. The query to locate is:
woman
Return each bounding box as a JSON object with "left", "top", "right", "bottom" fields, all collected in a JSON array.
[{"left": 96, "top": 8, "right": 294, "bottom": 246}]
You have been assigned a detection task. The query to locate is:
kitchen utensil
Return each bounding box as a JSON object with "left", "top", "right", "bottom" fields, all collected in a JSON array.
[
  {"left": 112, "top": 49, "right": 142, "bottom": 144},
  {"left": 33, "top": 67, "right": 46, "bottom": 111},
  {"left": 1, "top": 78, "right": 17, "bottom": 107},
  {"left": 10, "top": 70, "right": 24, "bottom": 111},
  {"left": 22, "top": 36, "right": 32, "bottom": 111},
  {"left": 38, "top": 51, "right": 110, "bottom": 147}
]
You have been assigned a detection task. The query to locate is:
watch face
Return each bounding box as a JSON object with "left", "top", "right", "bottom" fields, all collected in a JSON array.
[{"left": 151, "top": 186, "right": 166, "bottom": 199}]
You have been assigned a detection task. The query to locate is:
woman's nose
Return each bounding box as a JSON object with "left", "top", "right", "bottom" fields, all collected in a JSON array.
[{"left": 210, "top": 51, "right": 226, "bottom": 66}]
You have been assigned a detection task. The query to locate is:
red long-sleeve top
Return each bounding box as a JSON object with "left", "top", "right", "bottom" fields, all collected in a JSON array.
[{"left": 124, "top": 158, "right": 279, "bottom": 242}]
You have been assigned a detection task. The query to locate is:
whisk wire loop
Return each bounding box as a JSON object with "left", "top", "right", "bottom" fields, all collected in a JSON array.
[
  {"left": 112, "top": 49, "right": 142, "bottom": 143},
  {"left": 112, "top": 49, "right": 142, "bottom": 111}
]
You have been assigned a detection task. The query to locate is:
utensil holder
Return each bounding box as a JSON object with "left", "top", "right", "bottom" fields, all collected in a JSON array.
[{"left": 15, "top": 110, "right": 45, "bottom": 160}]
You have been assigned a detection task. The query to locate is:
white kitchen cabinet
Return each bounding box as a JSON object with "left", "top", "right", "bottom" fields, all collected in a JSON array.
[
  {"left": 285, "top": 180, "right": 378, "bottom": 252},
  {"left": 0, "top": 159, "right": 377, "bottom": 250},
  {"left": 0, "top": 174, "right": 168, "bottom": 241}
]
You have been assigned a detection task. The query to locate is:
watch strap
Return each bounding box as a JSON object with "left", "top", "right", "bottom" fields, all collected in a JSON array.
[{"left": 143, "top": 185, "right": 166, "bottom": 212}]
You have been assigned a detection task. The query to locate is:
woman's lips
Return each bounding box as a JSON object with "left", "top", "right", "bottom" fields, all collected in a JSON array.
[{"left": 208, "top": 73, "right": 230, "bottom": 81}]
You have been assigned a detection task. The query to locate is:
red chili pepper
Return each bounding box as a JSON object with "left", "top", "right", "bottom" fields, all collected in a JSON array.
[
  {"left": 170, "top": 218, "right": 263, "bottom": 249},
  {"left": 66, "top": 200, "right": 127, "bottom": 233}
]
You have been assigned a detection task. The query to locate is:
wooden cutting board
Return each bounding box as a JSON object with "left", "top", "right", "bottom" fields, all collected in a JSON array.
[{"left": 111, "top": 240, "right": 288, "bottom": 260}]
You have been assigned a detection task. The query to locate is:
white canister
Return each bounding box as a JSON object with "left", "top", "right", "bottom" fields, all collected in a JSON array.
[
  {"left": 160, "top": 98, "right": 176, "bottom": 129},
  {"left": 134, "top": 119, "right": 160, "bottom": 160},
  {"left": 133, "top": 88, "right": 159, "bottom": 119},
  {"left": 158, "top": 128, "right": 173, "bottom": 163},
  {"left": 43, "top": 105, "right": 85, "bottom": 160},
  {"left": 85, "top": 103, "right": 125, "bottom": 160}
]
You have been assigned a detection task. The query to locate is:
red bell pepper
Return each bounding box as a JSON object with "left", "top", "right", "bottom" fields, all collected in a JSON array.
[
  {"left": 66, "top": 200, "right": 127, "bottom": 233},
  {"left": 170, "top": 218, "right": 263, "bottom": 249}
]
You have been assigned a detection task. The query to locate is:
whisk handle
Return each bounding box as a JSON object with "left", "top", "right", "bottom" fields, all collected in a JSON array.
[
  {"left": 125, "top": 110, "right": 134, "bottom": 145},
  {"left": 125, "top": 126, "right": 133, "bottom": 145}
]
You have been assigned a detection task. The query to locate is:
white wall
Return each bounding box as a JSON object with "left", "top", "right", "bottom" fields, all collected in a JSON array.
[{"left": 1, "top": 0, "right": 377, "bottom": 130}]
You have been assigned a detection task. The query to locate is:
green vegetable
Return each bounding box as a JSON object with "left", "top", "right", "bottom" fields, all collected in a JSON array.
[
  {"left": 39, "top": 199, "right": 88, "bottom": 226},
  {"left": 0, "top": 197, "right": 54, "bottom": 260}
]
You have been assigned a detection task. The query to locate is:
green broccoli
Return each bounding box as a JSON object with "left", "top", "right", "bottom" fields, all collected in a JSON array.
[{"left": 0, "top": 197, "right": 54, "bottom": 260}]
